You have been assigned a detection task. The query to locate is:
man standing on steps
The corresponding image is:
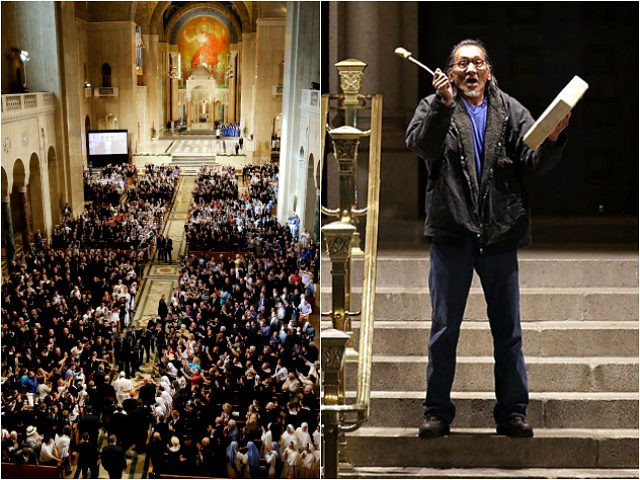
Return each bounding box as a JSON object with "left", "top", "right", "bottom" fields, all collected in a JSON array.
[{"left": 405, "top": 39, "right": 571, "bottom": 438}]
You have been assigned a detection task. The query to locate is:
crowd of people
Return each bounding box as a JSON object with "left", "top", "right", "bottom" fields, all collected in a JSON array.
[
  {"left": 219, "top": 122, "right": 241, "bottom": 138},
  {"left": 142, "top": 240, "right": 320, "bottom": 477},
  {"left": 83, "top": 165, "right": 134, "bottom": 205},
  {"left": 192, "top": 166, "right": 239, "bottom": 204},
  {"left": 146, "top": 158, "right": 320, "bottom": 476},
  {"left": 244, "top": 165, "right": 279, "bottom": 205},
  {"left": 50, "top": 201, "right": 164, "bottom": 253},
  {"left": 51, "top": 165, "right": 180, "bottom": 254},
  {"left": 2, "top": 159, "right": 320, "bottom": 478},
  {"left": 187, "top": 165, "right": 285, "bottom": 253},
  {"left": 1, "top": 245, "right": 144, "bottom": 474},
  {"left": 127, "top": 164, "right": 181, "bottom": 205}
]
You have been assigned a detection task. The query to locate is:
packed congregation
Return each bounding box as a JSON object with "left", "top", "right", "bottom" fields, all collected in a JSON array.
[{"left": 2, "top": 160, "right": 320, "bottom": 479}]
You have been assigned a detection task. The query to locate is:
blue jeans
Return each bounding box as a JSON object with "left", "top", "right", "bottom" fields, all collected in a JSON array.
[{"left": 424, "top": 237, "right": 529, "bottom": 424}]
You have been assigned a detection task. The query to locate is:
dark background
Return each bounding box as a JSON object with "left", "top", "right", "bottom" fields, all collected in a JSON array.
[{"left": 416, "top": 2, "right": 638, "bottom": 217}]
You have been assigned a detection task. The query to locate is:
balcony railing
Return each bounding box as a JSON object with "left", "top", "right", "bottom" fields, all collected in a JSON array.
[{"left": 1, "top": 92, "right": 56, "bottom": 122}]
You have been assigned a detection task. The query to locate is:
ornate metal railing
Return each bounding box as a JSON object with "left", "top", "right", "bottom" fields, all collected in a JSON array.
[{"left": 321, "top": 59, "right": 382, "bottom": 478}]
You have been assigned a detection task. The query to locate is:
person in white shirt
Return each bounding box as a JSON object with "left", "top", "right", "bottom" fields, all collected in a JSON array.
[
  {"left": 113, "top": 371, "right": 133, "bottom": 406},
  {"left": 39, "top": 434, "right": 62, "bottom": 466},
  {"left": 295, "top": 423, "right": 312, "bottom": 451},
  {"left": 54, "top": 426, "right": 71, "bottom": 473},
  {"left": 298, "top": 296, "right": 312, "bottom": 324},
  {"left": 280, "top": 424, "right": 299, "bottom": 453},
  {"left": 282, "top": 441, "right": 299, "bottom": 479}
]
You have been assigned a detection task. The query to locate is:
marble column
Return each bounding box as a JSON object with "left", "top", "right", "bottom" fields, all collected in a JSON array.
[
  {"left": 277, "top": 2, "right": 319, "bottom": 225},
  {"left": 229, "top": 50, "right": 237, "bottom": 122},
  {"left": 327, "top": 2, "right": 422, "bottom": 243},
  {"left": 187, "top": 99, "right": 192, "bottom": 129},
  {"left": 2, "top": 197, "right": 15, "bottom": 261},
  {"left": 144, "top": 34, "right": 160, "bottom": 142},
  {"left": 240, "top": 32, "right": 256, "bottom": 139}
]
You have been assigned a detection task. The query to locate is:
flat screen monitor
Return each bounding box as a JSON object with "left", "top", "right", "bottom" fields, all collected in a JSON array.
[{"left": 87, "top": 130, "right": 128, "bottom": 167}]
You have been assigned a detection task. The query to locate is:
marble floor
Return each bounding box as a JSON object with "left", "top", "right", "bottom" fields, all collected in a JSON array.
[{"left": 133, "top": 175, "right": 193, "bottom": 328}]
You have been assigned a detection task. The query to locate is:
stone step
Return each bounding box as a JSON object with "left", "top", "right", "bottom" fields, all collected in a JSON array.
[
  {"left": 532, "top": 217, "right": 639, "bottom": 244},
  {"left": 321, "top": 287, "right": 638, "bottom": 322},
  {"left": 340, "top": 467, "right": 640, "bottom": 479},
  {"left": 329, "top": 320, "right": 639, "bottom": 357},
  {"left": 345, "top": 391, "right": 638, "bottom": 429},
  {"left": 171, "top": 155, "right": 217, "bottom": 161},
  {"left": 370, "top": 217, "right": 639, "bottom": 245},
  {"left": 344, "top": 356, "right": 639, "bottom": 393},
  {"left": 343, "top": 427, "right": 638, "bottom": 469},
  {"left": 321, "top": 247, "right": 639, "bottom": 289}
]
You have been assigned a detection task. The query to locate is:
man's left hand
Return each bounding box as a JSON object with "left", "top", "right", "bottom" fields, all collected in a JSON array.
[{"left": 548, "top": 112, "right": 571, "bottom": 142}]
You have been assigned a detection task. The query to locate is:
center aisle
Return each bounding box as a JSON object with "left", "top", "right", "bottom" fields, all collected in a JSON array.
[
  {"left": 113, "top": 174, "right": 194, "bottom": 478},
  {"left": 133, "top": 175, "right": 195, "bottom": 328}
]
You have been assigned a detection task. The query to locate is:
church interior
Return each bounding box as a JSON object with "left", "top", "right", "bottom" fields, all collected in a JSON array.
[
  {"left": 2, "top": 2, "right": 321, "bottom": 478},
  {"left": 2, "top": 0, "right": 320, "bottom": 253}
]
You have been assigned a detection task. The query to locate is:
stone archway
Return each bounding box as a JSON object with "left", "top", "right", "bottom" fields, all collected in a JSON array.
[
  {"left": 1, "top": 167, "right": 15, "bottom": 260},
  {"left": 28, "top": 153, "right": 46, "bottom": 241},
  {"left": 10, "top": 159, "right": 27, "bottom": 249},
  {"left": 190, "top": 85, "right": 212, "bottom": 129}
]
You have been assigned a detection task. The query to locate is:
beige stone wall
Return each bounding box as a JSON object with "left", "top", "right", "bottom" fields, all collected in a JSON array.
[
  {"left": 142, "top": 33, "right": 160, "bottom": 145},
  {"left": 76, "top": 19, "right": 90, "bottom": 161},
  {"left": 1, "top": 93, "right": 58, "bottom": 236},
  {"left": 1, "top": 1, "right": 85, "bottom": 223},
  {"left": 253, "top": 18, "right": 286, "bottom": 161},
  {"left": 239, "top": 32, "right": 256, "bottom": 141},
  {"left": 1, "top": 1, "right": 61, "bottom": 94},
  {"left": 84, "top": 21, "right": 138, "bottom": 149},
  {"left": 276, "top": 2, "right": 320, "bottom": 231},
  {"left": 58, "top": 2, "right": 86, "bottom": 217}
]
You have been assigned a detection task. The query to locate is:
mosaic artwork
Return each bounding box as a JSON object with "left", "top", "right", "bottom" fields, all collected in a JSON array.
[{"left": 178, "top": 15, "right": 230, "bottom": 85}]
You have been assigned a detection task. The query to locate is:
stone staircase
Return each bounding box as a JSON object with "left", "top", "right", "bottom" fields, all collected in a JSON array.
[
  {"left": 170, "top": 155, "right": 251, "bottom": 176},
  {"left": 321, "top": 244, "right": 639, "bottom": 478},
  {"left": 170, "top": 155, "right": 215, "bottom": 175}
]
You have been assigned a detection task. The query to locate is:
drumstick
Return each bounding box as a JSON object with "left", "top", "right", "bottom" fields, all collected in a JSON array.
[{"left": 395, "top": 47, "right": 435, "bottom": 76}]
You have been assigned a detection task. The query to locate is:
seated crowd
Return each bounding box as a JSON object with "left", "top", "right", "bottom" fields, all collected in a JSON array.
[
  {"left": 50, "top": 201, "right": 164, "bottom": 252},
  {"left": 243, "top": 165, "right": 279, "bottom": 206},
  {"left": 54, "top": 163, "right": 179, "bottom": 253},
  {"left": 83, "top": 169, "right": 126, "bottom": 205},
  {"left": 192, "top": 166, "right": 239, "bottom": 204},
  {"left": 187, "top": 165, "right": 282, "bottom": 252},
  {"left": 127, "top": 164, "right": 181, "bottom": 205},
  {"left": 1, "top": 245, "right": 143, "bottom": 472},
  {"left": 2, "top": 161, "right": 319, "bottom": 478}
]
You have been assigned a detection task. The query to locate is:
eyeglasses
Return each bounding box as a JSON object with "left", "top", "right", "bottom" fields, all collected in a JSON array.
[{"left": 452, "top": 58, "right": 487, "bottom": 70}]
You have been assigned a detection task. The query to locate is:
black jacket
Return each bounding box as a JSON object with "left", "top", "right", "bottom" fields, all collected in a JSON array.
[{"left": 406, "top": 86, "right": 566, "bottom": 251}]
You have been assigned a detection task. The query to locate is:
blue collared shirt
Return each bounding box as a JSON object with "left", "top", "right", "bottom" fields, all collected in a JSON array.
[{"left": 462, "top": 98, "right": 488, "bottom": 179}]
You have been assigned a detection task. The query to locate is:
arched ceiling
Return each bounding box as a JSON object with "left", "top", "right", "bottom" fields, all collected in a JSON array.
[
  {"left": 164, "top": 3, "right": 243, "bottom": 43},
  {"left": 75, "top": 2, "right": 286, "bottom": 37}
]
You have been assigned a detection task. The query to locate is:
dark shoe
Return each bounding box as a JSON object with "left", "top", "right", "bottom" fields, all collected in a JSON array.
[
  {"left": 418, "top": 416, "right": 450, "bottom": 438},
  {"left": 496, "top": 416, "right": 534, "bottom": 437}
]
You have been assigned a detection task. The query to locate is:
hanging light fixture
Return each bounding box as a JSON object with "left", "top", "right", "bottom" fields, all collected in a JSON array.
[{"left": 19, "top": 50, "right": 30, "bottom": 91}]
